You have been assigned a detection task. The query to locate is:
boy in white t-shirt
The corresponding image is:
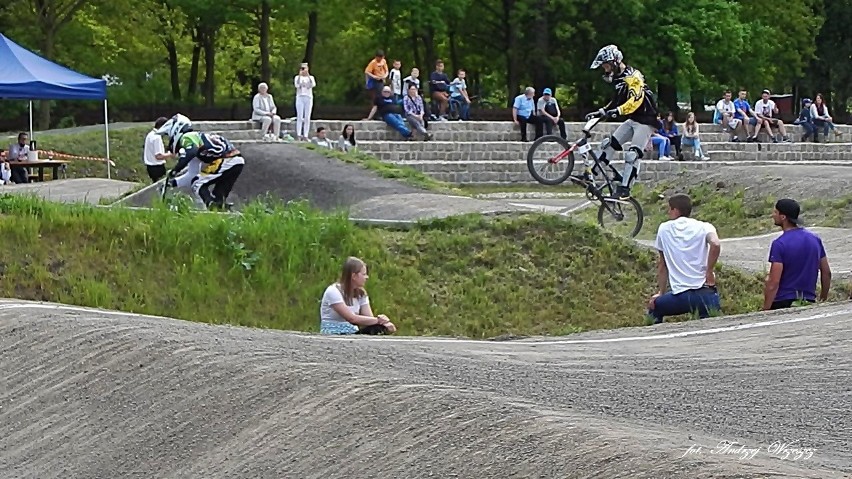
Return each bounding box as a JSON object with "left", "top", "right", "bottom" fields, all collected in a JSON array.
[
  {"left": 647, "top": 194, "right": 722, "bottom": 324},
  {"left": 389, "top": 60, "right": 403, "bottom": 103},
  {"left": 143, "top": 117, "right": 174, "bottom": 182},
  {"left": 715, "top": 90, "right": 741, "bottom": 141},
  {"left": 753, "top": 89, "right": 790, "bottom": 143}
]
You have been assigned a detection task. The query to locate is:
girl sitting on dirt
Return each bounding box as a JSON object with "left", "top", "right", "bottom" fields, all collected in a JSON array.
[{"left": 319, "top": 256, "right": 397, "bottom": 335}]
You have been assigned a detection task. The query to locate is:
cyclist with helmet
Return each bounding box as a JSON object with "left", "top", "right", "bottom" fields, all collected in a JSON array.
[
  {"left": 157, "top": 113, "right": 245, "bottom": 210},
  {"left": 584, "top": 44, "right": 659, "bottom": 199}
]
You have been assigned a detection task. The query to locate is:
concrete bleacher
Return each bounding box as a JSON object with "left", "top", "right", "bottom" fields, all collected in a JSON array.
[{"left": 192, "top": 119, "right": 852, "bottom": 185}]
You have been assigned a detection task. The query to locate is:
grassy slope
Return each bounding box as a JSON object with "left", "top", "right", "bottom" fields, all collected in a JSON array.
[
  {"left": 1, "top": 195, "right": 815, "bottom": 339},
  {"left": 32, "top": 126, "right": 153, "bottom": 182}
]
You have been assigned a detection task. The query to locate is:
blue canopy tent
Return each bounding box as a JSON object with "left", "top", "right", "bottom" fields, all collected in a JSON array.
[{"left": 0, "top": 32, "right": 113, "bottom": 178}]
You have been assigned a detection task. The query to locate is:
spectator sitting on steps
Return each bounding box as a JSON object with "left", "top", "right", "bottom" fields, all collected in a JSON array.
[
  {"left": 536, "top": 88, "right": 567, "bottom": 139},
  {"left": 810, "top": 93, "right": 843, "bottom": 141},
  {"left": 339, "top": 124, "right": 357, "bottom": 152},
  {"left": 512, "top": 87, "right": 543, "bottom": 142},
  {"left": 794, "top": 98, "right": 817, "bottom": 143},
  {"left": 403, "top": 84, "right": 433, "bottom": 141},
  {"left": 311, "top": 127, "right": 333, "bottom": 148},
  {"left": 752, "top": 89, "right": 791, "bottom": 143},
  {"left": 364, "top": 86, "right": 414, "bottom": 140},
  {"left": 251, "top": 82, "right": 282, "bottom": 141}
]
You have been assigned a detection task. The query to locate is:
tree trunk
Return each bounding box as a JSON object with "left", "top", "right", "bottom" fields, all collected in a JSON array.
[
  {"left": 38, "top": 29, "right": 57, "bottom": 130},
  {"left": 188, "top": 38, "right": 200, "bottom": 97},
  {"left": 502, "top": 0, "right": 519, "bottom": 106},
  {"left": 259, "top": 0, "right": 271, "bottom": 81},
  {"left": 421, "top": 28, "right": 436, "bottom": 72},
  {"left": 410, "top": 31, "right": 421, "bottom": 72},
  {"left": 303, "top": 7, "right": 318, "bottom": 65},
  {"left": 448, "top": 28, "right": 459, "bottom": 76},
  {"left": 530, "top": 0, "right": 550, "bottom": 97},
  {"left": 657, "top": 82, "right": 678, "bottom": 115},
  {"left": 166, "top": 39, "right": 181, "bottom": 100},
  {"left": 202, "top": 30, "right": 216, "bottom": 107}
]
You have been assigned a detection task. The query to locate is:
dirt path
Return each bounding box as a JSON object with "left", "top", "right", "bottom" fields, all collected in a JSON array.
[{"left": 1, "top": 299, "right": 849, "bottom": 478}]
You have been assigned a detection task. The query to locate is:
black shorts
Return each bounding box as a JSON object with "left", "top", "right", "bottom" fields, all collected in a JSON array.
[{"left": 146, "top": 164, "right": 167, "bottom": 182}]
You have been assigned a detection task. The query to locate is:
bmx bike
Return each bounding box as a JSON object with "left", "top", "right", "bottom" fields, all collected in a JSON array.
[
  {"left": 525, "top": 115, "right": 644, "bottom": 238},
  {"left": 158, "top": 169, "right": 234, "bottom": 212}
]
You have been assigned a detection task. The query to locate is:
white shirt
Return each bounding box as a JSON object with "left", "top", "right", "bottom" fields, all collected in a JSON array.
[
  {"left": 754, "top": 99, "right": 776, "bottom": 118},
  {"left": 716, "top": 99, "right": 735, "bottom": 115},
  {"left": 294, "top": 74, "right": 316, "bottom": 97},
  {"left": 143, "top": 129, "right": 166, "bottom": 166},
  {"left": 654, "top": 217, "right": 717, "bottom": 294},
  {"left": 319, "top": 283, "right": 368, "bottom": 334},
  {"left": 389, "top": 68, "right": 402, "bottom": 94}
]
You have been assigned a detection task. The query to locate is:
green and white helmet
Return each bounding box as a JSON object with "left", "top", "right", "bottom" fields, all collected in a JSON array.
[{"left": 156, "top": 113, "right": 193, "bottom": 151}]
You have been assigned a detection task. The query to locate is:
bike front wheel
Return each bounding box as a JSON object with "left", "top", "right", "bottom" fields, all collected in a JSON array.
[
  {"left": 597, "top": 196, "right": 644, "bottom": 238},
  {"left": 526, "top": 135, "right": 575, "bottom": 185}
]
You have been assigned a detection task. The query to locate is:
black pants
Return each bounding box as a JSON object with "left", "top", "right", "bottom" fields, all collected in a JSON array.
[
  {"left": 356, "top": 324, "right": 391, "bottom": 335},
  {"left": 11, "top": 167, "right": 28, "bottom": 184},
  {"left": 198, "top": 163, "right": 244, "bottom": 208},
  {"left": 770, "top": 298, "right": 815, "bottom": 310},
  {"left": 668, "top": 135, "right": 682, "bottom": 156},
  {"left": 541, "top": 117, "right": 567, "bottom": 138},
  {"left": 147, "top": 164, "right": 167, "bottom": 182},
  {"left": 518, "top": 115, "right": 544, "bottom": 141}
]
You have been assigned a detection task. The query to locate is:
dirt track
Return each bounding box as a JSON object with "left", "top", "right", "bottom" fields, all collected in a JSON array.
[{"left": 1, "top": 299, "right": 850, "bottom": 478}]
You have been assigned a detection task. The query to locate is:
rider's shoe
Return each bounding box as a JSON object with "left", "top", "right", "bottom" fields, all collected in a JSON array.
[{"left": 612, "top": 185, "right": 631, "bottom": 199}]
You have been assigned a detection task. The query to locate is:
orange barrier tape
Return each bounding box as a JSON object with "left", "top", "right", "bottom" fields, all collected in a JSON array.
[{"left": 40, "top": 150, "right": 116, "bottom": 167}]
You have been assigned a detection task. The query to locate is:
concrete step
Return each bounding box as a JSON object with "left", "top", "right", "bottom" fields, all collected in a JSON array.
[
  {"left": 192, "top": 119, "right": 852, "bottom": 141},
  {"left": 392, "top": 159, "right": 852, "bottom": 184},
  {"left": 355, "top": 140, "right": 852, "bottom": 163}
]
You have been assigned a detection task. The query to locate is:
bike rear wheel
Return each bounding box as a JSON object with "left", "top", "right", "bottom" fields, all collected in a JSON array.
[
  {"left": 597, "top": 196, "right": 644, "bottom": 238},
  {"left": 526, "top": 135, "right": 575, "bottom": 185}
]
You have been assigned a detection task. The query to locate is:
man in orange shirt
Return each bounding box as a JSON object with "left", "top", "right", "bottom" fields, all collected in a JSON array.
[{"left": 364, "top": 50, "right": 388, "bottom": 102}]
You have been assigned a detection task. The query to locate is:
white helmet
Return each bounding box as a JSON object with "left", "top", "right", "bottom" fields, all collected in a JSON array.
[{"left": 156, "top": 113, "right": 192, "bottom": 148}]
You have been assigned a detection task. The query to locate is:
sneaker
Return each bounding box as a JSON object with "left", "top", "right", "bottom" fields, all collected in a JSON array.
[
  {"left": 731, "top": 136, "right": 739, "bottom": 142},
  {"left": 700, "top": 155, "right": 710, "bottom": 161},
  {"left": 782, "top": 136, "right": 791, "bottom": 143},
  {"left": 612, "top": 185, "right": 631, "bottom": 199},
  {"left": 659, "top": 155, "right": 673, "bottom": 161}
]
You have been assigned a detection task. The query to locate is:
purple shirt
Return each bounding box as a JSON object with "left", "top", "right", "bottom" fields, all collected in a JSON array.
[{"left": 768, "top": 228, "right": 826, "bottom": 302}]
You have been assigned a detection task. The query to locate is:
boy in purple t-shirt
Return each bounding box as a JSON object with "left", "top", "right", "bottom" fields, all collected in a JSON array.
[{"left": 763, "top": 198, "right": 832, "bottom": 310}]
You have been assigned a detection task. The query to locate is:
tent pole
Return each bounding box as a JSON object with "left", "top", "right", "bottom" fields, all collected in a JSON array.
[
  {"left": 28, "top": 101, "right": 33, "bottom": 141},
  {"left": 104, "top": 99, "right": 111, "bottom": 179}
]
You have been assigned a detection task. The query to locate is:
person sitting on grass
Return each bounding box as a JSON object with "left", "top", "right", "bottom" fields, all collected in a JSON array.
[
  {"left": 339, "top": 124, "right": 357, "bottom": 152},
  {"left": 320, "top": 256, "right": 397, "bottom": 335},
  {"left": 647, "top": 193, "right": 722, "bottom": 324}
]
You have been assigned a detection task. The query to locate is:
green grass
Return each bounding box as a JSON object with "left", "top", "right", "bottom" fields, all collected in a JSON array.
[
  {"left": 571, "top": 182, "right": 852, "bottom": 241},
  {"left": 301, "top": 143, "right": 462, "bottom": 193},
  {"left": 28, "top": 126, "right": 152, "bottom": 182},
  {"left": 4, "top": 193, "right": 842, "bottom": 339}
]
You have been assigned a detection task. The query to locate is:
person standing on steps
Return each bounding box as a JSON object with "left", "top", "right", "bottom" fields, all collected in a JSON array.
[
  {"left": 762, "top": 198, "right": 832, "bottom": 310},
  {"left": 584, "top": 44, "right": 660, "bottom": 200},
  {"left": 647, "top": 194, "right": 722, "bottom": 324},
  {"left": 294, "top": 62, "right": 316, "bottom": 142}
]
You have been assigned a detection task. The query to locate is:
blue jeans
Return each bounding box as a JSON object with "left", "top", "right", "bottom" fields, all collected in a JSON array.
[
  {"left": 647, "top": 286, "right": 721, "bottom": 324},
  {"left": 682, "top": 137, "right": 703, "bottom": 157},
  {"left": 450, "top": 96, "right": 470, "bottom": 120},
  {"left": 651, "top": 136, "right": 670, "bottom": 157},
  {"left": 382, "top": 113, "right": 412, "bottom": 138},
  {"left": 813, "top": 119, "right": 834, "bottom": 137}
]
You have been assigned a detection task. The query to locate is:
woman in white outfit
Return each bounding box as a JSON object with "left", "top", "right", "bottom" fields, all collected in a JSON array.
[
  {"left": 251, "top": 82, "right": 282, "bottom": 141},
  {"left": 294, "top": 62, "right": 316, "bottom": 141}
]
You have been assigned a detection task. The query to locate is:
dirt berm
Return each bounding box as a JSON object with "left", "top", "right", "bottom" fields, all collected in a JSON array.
[{"left": 1, "top": 300, "right": 850, "bottom": 478}]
